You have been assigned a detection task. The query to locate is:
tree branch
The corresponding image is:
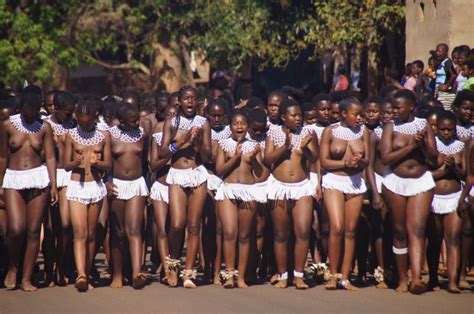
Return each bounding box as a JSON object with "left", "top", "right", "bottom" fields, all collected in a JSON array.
[{"left": 89, "top": 56, "right": 151, "bottom": 76}]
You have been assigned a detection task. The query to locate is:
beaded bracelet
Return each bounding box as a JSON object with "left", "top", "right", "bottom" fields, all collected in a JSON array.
[{"left": 169, "top": 143, "right": 179, "bottom": 154}]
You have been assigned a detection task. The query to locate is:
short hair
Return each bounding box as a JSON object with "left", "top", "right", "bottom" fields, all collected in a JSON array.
[
  {"left": 412, "top": 60, "right": 424, "bottom": 70},
  {"left": 436, "top": 110, "right": 456, "bottom": 124},
  {"left": 268, "top": 89, "right": 289, "bottom": 101},
  {"left": 19, "top": 92, "right": 42, "bottom": 112},
  {"left": 22, "top": 84, "right": 43, "bottom": 96},
  {"left": 117, "top": 102, "right": 139, "bottom": 122},
  {"left": 363, "top": 96, "right": 383, "bottom": 107},
  {"left": 437, "top": 43, "right": 449, "bottom": 52},
  {"left": 278, "top": 97, "right": 300, "bottom": 116},
  {"left": 464, "top": 59, "right": 474, "bottom": 70},
  {"left": 177, "top": 85, "right": 197, "bottom": 99},
  {"left": 75, "top": 97, "right": 96, "bottom": 116},
  {"left": 312, "top": 93, "right": 331, "bottom": 108},
  {"left": 393, "top": 89, "right": 417, "bottom": 105},
  {"left": 248, "top": 108, "right": 267, "bottom": 124},
  {"left": 452, "top": 90, "right": 474, "bottom": 109},
  {"left": 339, "top": 97, "right": 361, "bottom": 112},
  {"left": 206, "top": 98, "right": 228, "bottom": 115},
  {"left": 280, "top": 86, "right": 304, "bottom": 103},
  {"left": 302, "top": 102, "right": 314, "bottom": 113},
  {"left": 246, "top": 97, "right": 265, "bottom": 109},
  {"left": 101, "top": 101, "right": 118, "bottom": 119},
  {"left": 121, "top": 90, "right": 141, "bottom": 107},
  {"left": 425, "top": 107, "right": 445, "bottom": 120},
  {"left": 53, "top": 91, "right": 76, "bottom": 110},
  {"left": 230, "top": 111, "right": 248, "bottom": 124}
]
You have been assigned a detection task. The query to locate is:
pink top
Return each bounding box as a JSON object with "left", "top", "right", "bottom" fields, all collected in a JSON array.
[
  {"left": 335, "top": 75, "right": 349, "bottom": 91},
  {"left": 403, "top": 76, "right": 417, "bottom": 91}
]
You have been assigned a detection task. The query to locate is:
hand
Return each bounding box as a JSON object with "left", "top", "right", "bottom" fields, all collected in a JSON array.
[
  {"left": 315, "top": 185, "right": 322, "bottom": 202},
  {"left": 414, "top": 130, "right": 425, "bottom": 147},
  {"left": 76, "top": 153, "right": 84, "bottom": 167},
  {"left": 235, "top": 140, "right": 242, "bottom": 157},
  {"left": 438, "top": 84, "right": 449, "bottom": 92},
  {"left": 372, "top": 193, "right": 385, "bottom": 210},
  {"left": 444, "top": 155, "right": 455, "bottom": 168},
  {"left": 284, "top": 128, "right": 292, "bottom": 148},
  {"left": 345, "top": 156, "right": 359, "bottom": 168},
  {"left": 50, "top": 187, "right": 59, "bottom": 205},
  {"left": 250, "top": 144, "right": 261, "bottom": 159},
  {"left": 90, "top": 152, "right": 101, "bottom": 165},
  {"left": 105, "top": 182, "right": 119, "bottom": 197},
  {"left": 299, "top": 135, "right": 312, "bottom": 150},
  {"left": 234, "top": 99, "right": 248, "bottom": 110}
]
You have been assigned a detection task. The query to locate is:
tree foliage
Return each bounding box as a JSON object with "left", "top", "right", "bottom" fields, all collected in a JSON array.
[{"left": 0, "top": 0, "right": 404, "bottom": 90}]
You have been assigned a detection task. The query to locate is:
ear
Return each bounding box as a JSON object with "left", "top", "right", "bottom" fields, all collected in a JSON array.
[
  {"left": 280, "top": 112, "right": 286, "bottom": 123},
  {"left": 341, "top": 110, "right": 348, "bottom": 119}
]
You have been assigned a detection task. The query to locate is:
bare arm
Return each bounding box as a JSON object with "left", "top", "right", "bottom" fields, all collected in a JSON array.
[
  {"left": 263, "top": 129, "right": 291, "bottom": 165},
  {"left": 43, "top": 124, "right": 57, "bottom": 190},
  {"left": 92, "top": 131, "right": 112, "bottom": 171},
  {"left": 63, "top": 133, "right": 82, "bottom": 171},
  {"left": 379, "top": 122, "right": 417, "bottom": 165},
  {"left": 199, "top": 122, "right": 212, "bottom": 163},
  {"left": 150, "top": 134, "right": 171, "bottom": 172},
  {"left": 0, "top": 121, "right": 8, "bottom": 188},
  {"left": 319, "top": 127, "right": 346, "bottom": 170},
  {"left": 215, "top": 144, "right": 241, "bottom": 177},
  {"left": 303, "top": 133, "right": 319, "bottom": 164}
]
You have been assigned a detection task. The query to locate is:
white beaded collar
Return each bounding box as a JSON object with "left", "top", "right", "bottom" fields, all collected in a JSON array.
[
  {"left": 10, "top": 114, "right": 44, "bottom": 134},
  {"left": 219, "top": 138, "right": 258, "bottom": 155},
  {"left": 435, "top": 137, "right": 465, "bottom": 155},
  {"left": 456, "top": 124, "right": 474, "bottom": 140},
  {"left": 171, "top": 114, "right": 207, "bottom": 131},
  {"left": 306, "top": 124, "right": 325, "bottom": 141},
  {"left": 332, "top": 124, "right": 365, "bottom": 141},
  {"left": 268, "top": 125, "right": 311, "bottom": 151},
  {"left": 46, "top": 117, "right": 74, "bottom": 136},
  {"left": 69, "top": 126, "right": 105, "bottom": 146},
  {"left": 152, "top": 132, "right": 163, "bottom": 145},
  {"left": 211, "top": 125, "right": 232, "bottom": 141},
  {"left": 374, "top": 125, "right": 383, "bottom": 139},
  {"left": 109, "top": 125, "right": 144, "bottom": 143},
  {"left": 393, "top": 117, "right": 426, "bottom": 135}
]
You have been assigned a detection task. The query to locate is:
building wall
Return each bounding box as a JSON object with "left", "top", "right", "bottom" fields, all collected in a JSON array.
[{"left": 405, "top": 0, "right": 474, "bottom": 64}]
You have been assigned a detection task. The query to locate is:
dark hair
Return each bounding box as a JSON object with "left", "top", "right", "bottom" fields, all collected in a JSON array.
[
  {"left": 302, "top": 102, "right": 314, "bottom": 113},
  {"left": 329, "top": 90, "right": 351, "bottom": 102},
  {"left": 452, "top": 90, "right": 474, "bottom": 109},
  {"left": 22, "top": 84, "right": 43, "bottom": 96},
  {"left": 206, "top": 98, "right": 228, "bottom": 115},
  {"left": 248, "top": 108, "right": 267, "bottom": 125},
  {"left": 117, "top": 102, "right": 138, "bottom": 122},
  {"left": 246, "top": 97, "right": 265, "bottom": 109},
  {"left": 436, "top": 43, "right": 449, "bottom": 52},
  {"left": 102, "top": 101, "right": 118, "bottom": 120},
  {"left": 54, "top": 91, "right": 76, "bottom": 110},
  {"left": 379, "top": 85, "right": 399, "bottom": 100},
  {"left": 425, "top": 107, "right": 445, "bottom": 119},
  {"left": 464, "top": 59, "right": 474, "bottom": 70},
  {"left": 121, "top": 91, "right": 141, "bottom": 108},
  {"left": 337, "top": 64, "right": 347, "bottom": 75},
  {"left": 412, "top": 60, "right": 424, "bottom": 70},
  {"left": 363, "top": 96, "right": 383, "bottom": 107},
  {"left": 280, "top": 86, "right": 304, "bottom": 103},
  {"left": 268, "top": 89, "right": 289, "bottom": 101},
  {"left": 20, "top": 92, "right": 42, "bottom": 112},
  {"left": 339, "top": 97, "right": 361, "bottom": 112},
  {"left": 393, "top": 89, "right": 417, "bottom": 105},
  {"left": 155, "top": 92, "right": 169, "bottom": 105},
  {"left": 278, "top": 97, "right": 300, "bottom": 117},
  {"left": 436, "top": 110, "right": 456, "bottom": 124},
  {"left": 178, "top": 85, "right": 197, "bottom": 100},
  {"left": 312, "top": 93, "right": 331, "bottom": 108},
  {"left": 75, "top": 97, "right": 97, "bottom": 116},
  {"left": 230, "top": 111, "right": 248, "bottom": 124}
]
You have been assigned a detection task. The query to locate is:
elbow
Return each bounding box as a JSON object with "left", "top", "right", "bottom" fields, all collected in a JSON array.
[{"left": 215, "top": 167, "right": 225, "bottom": 177}]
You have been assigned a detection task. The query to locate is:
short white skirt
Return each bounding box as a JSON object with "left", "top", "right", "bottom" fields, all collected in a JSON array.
[
  {"left": 2, "top": 165, "right": 50, "bottom": 190},
  {"left": 267, "top": 177, "right": 314, "bottom": 201},
  {"left": 57, "top": 168, "right": 71, "bottom": 188},
  {"left": 166, "top": 165, "right": 208, "bottom": 188},
  {"left": 150, "top": 181, "right": 169, "bottom": 204},
  {"left": 375, "top": 172, "right": 383, "bottom": 194},
  {"left": 215, "top": 183, "right": 257, "bottom": 202},
  {"left": 309, "top": 172, "right": 320, "bottom": 198},
  {"left": 322, "top": 172, "right": 367, "bottom": 195},
  {"left": 382, "top": 170, "right": 435, "bottom": 197},
  {"left": 112, "top": 177, "right": 149, "bottom": 200},
  {"left": 432, "top": 190, "right": 461, "bottom": 214},
  {"left": 254, "top": 175, "right": 274, "bottom": 204},
  {"left": 207, "top": 174, "right": 223, "bottom": 192},
  {"left": 66, "top": 180, "right": 107, "bottom": 205}
]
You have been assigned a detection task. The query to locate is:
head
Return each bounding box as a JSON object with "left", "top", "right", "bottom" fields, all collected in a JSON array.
[
  {"left": 422, "top": 95, "right": 441, "bottom": 109},
  {"left": 206, "top": 98, "right": 228, "bottom": 131},
  {"left": 436, "top": 43, "right": 449, "bottom": 61},
  {"left": 462, "top": 60, "right": 474, "bottom": 78},
  {"left": 267, "top": 90, "right": 287, "bottom": 124},
  {"left": 452, "top": 90, "right": 474, "bottom": 124},
  {"left": 404, "top": 63, "right": 412, "bottom": 76},
  {"left": 436, "top": 110, "right": 457, "bottom": 142},
  {"left": 246, "top": 97, "right": 265, "bottom": 111},
  {"left": 337, "top": 64, "right": 348, "bottom": 76},
  {"left": 45, "top": 91, "right": 56, "bottom": 115},
  {"left": 279, "top": 98, "right": 302, "bottom": 131},
  {"left": 411, "top": 60, "right": 424, "bottom": 76},
  {"left": 426, "top": 107, "right": 445, "bottom": 134},
  {"left": 428, "top": 56, "right": 438, "bottom": 69},
  {"left": 312, "top": 93, "right": 331, "bottom": 126},
  {"left": 168, "top": 92, "right": 180, "bottom": 107},
  {"left": 155, "top": 92, "right": 170, "bottom": 120},
  {"left": 363, "top": 96, "right": 383, "bottom": 128},
  {"left": 229, "top": 112, "right": 249, "bottom": 142},
  {"left": 177, "top": 86, "right": 198, "bottom": 118},
  {"left": 340, "top": 97, "right": 363, "bottom": 128},
  {"left": 101, "top": 100, "right": 118, "bottom": 126},
  {"left": 391, "top": 90, "right": 417, "bottom": 122},
  {"left": 302, "top": 102, "right": 317, "bottom": 125},
  {"left": 380, "top": 101, "right": 393, "bottom": 124},
  {"left": 75, "top": 97, "right": 98, "bottom": 131},
  {"left": 379, "top": 85, "right": 398, "bottom": 102},
  {"left": 457, "top": 50, "right": 470, "bottom": 67},
  {"left": 248, "top": 108, "right": 268, "bottom": 139},
  {"left": 53, "top": 91, "right": 76, "bottom": 124},
  {"left": 117, "top": 102, "right": 140, "bottom": 131},
  {"left": 164, "top": 105, "right": 178, "bottom": 120},
  {"left": 19, "top": 92, "right": 42, "bottom": 123},
  {"left": 121, "top": 91, "right": 141, "bottom": 109},
  {"left": 331, "top": 102, "right": 341, "bottom": 123}
]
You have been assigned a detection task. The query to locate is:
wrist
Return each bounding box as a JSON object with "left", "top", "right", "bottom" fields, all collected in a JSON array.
[{"left": 169, "top": 143, "right": 179, "bottom": 154}]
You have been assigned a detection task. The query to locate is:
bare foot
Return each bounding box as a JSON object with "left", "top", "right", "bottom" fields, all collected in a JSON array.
[
  {"left": 132, "top": 273, "right": 146, "bottom": 289},
  {"left": 270, "top": 273, "right": 279, "bottom": 285},
  {"left": 409, "top": 281, "right": 427, "bottom": 295},
  {"left": 88, "top": 283, "right": 94, "bottom": 290},
  {"left": 75, "top": 275, "right": 88, "bottom": 292},
  {"left": 110, "top": 276, "right": 123, "bottom": 288},
  {"left": 183, "top": 279, "right": 197, "bottom": 289},
  {"left": 275, "top": 279, "right": 287, "bottom": 288},
  {"left": 48, "top": 280, "right": 56, "bottom": 288},
  {"left": 447, "top": 283, "right": 461, "bottom": 294},
  {"left": 375, "top": 281, "right": 388, "bottom": 289},
  {"left": 168, "top": 270, "right": 178, "bottom": 287},
  {"left": 325, "top": 278, "right": 337, "bottom": 290},
  {"left": 213, "top": 273, "right": 221, "bottom": 286},
  {"left": 458, "top": 279, "right": 470, "bottom": 290},
  {"left": 237, "top": 277, "right": 248, "bottom": 289},
  {"left": 294, "top": 277, "right": 308, "bottom": 290},
  {"left": 56, "top": 272, "right": 67, "bottom": 287},
  {"left": 395, "top": 281, "right": 409, "bottom": 293},
  {"left": 21, "top": 281, "right": 37, "bottom": 292},
  {"left": 428, "top": 280, "right": 440, "bottom": 291},
  {"left": 340, "top": 280, "right": 359, "bottom": 291},
  {"left": 4, "top": 269, "right": 17, "bottom": 290},
  {"left": 223, "top": 278, "right": 234, "bottom": 289}
]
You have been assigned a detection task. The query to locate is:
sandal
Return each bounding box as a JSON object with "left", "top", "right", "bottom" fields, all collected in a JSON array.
[
  {"left": 132, "top": 273, "right": 147, "bottom": 289},
  {"left": 221, "top": 270, "right": 238, "bottom": 289},
  {"left": 75, "top": 275, "right": 88, "bottom": 292},
  {"left": 180, "top": 269, "right": 197, "bottom": 289},
  {"left": 165, "top": 256, "right": 180, "bottom": 287},
  {"left": 338, "top": 279, "right": 358, "bottom": 291},
  {"left": 325, "top": 273, "right": 340, "bottom": 290}
]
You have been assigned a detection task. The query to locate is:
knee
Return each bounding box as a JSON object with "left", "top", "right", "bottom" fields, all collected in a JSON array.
[
  {"left": 126, "top": 225, "right": 142, "bottom": 238},
  {"left": 273, "top": 230, "right": 289, "bottom": 243},
  {"left": 445, "top": 232, "right": 461, "bottom": 247},
  {"left": 73, "top": 228, "right": 87, "bottom": 241},
  {"left": 169, "top": 223, "right": 184, "bottom": 236},
  {"left": 26, "top": 228, "right": 40, "bottom": 241},
  {"left": 410, "top": 221, "right": 427, "bottom": 239},
  {"left": 156, "top": 228, "right": 167, "bottom": 240},
  {"left": 256, "top": 229, "right": 264, "bottom": 240},
  {"left": 295, "top": 228, "right": 311, "bottom": 242},
  {"left": 330, "top": 223, "right": 344, "bottom": 238},
  {"left": 344, "top": 229, "right": 356, "bottom": 240},
  {"left": 87, "top": 230, "right": 96, "bottom": 243},
  {"left": 7, "top": 225, "right": 25, "bottom": 239},
  {"left": 393, "top": 226, "right": 407, "bottom": 243},
  {"left": 186, "top": 222, "right": 200, "bottom": 237},
  {"left": 238, "top": 231, "right": 250, "bottom": 244},
  {"left": 222, "top": 228, "right": 237, "bottom": 242}
]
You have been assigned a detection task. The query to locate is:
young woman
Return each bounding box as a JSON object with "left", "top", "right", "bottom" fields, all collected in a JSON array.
[
  {"left": 159, "top": 86, "right": 211, "bottom": 288},
  {"left": 44, "top": 91, "right": 76, "bottom": 286},
  {"left": 215, "top": 112, "right": 261, "bottom": 288},
  {"left": 320, "top": 97, "right": 369, "bottom": 291},
  {"left": 107, "top": 102, "right": 149, "bottom": 289},
  {"left": 427, "top": 111, "right": 465, "bottom": 293},
  {"left": 149, "top": 105, "right": 177, "bottom": 284},
  {"left": 380, "top": 90, "right": 438, "bottom": 294},
  {"left": 205, "top": 99, "right": 230, "bottom": 284},
  {"left": 264, "top": 98, "right": 318, "bottom": 289},
  {"left": 0, "top": 91, "right": 58, "bottom": 291},
  {"left": 64, "top": 98, "right": 111, "bottom": 291}
]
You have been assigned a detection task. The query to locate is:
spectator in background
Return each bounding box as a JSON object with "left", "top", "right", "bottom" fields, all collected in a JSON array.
[
  {"left": 454, "top": 46, "right": 470, "bottom": 92},
  {"left": 331, "top": 64, "right": 350, "bottom": 92},
  {"left": 383, "top": 68, "right": 404, "bottom": 90},
  {"left": 401, "top": 63, "right": 412, "bottom": 86},
  {"left": 462, "top": 60, "right": 474, "bottom": 91}
]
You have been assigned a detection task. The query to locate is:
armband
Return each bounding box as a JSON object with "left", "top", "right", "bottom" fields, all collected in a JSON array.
[{"left": 169, "top": 143, "right": 179, "bottom": 154}]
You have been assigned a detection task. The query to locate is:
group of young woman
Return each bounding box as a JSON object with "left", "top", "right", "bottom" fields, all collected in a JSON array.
[{"left": 0, "top": 85, "right": 472, "bottom": 295}]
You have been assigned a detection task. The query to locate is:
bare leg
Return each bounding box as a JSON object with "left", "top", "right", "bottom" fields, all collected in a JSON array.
[
  {"left": 427, "top": 213, "right": 442, "bottom": 290},
  {"left": 168, "top": 185, "right": 188, "bottom": 287},
  {"left": 214, "top": 206, "right": 223, "bottom": 284},
  {"left": 69, "top": 200, "right": 88, "bottom": 290},
  {"left": 125, "top": 196, "right": 145, "bottom": 288},
  {"left": 110, "top": 198, "right": 126, "bottom": 288},
  {"left": 444, "top": 211, "right": 462, "bottom": 293},
  {"left": 292, "top": 196, "right": 312, "bottom": 289},
  {"left": 56, "top": 187, "right": 70, "bottom": 285},
  {"left": 152, "top": 199, "right": 169, "bottom": 281},
  {"left": 237, "top": 201, "right": 256, "bottom": 288},
  {"left": 271, "top": 199, "right": 289, "bottom": 288},
  {"left": 218, "top": 199, "right": 238, "bottom": 288},
  {"left": 459, "top": 216, "right": 472, "bottom": 288}
]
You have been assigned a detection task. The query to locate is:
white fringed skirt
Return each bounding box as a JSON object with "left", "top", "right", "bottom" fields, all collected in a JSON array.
[
  {"left": 57, "top": 168, "right": 71, "bottom": 188},
  {"left": 66, "top": 180, "right": 107, "bottom": 205},
  {"left": 166, "top": 165, "right": 208, "bottom": 188},
  {"left": 432, "top": 190, "right": 461, "bottom": 214},
  {"left": 382, "top": 170, "right": 435, "bottom": 196},
  {"left": 2, "top": 165, "right": 49, "bottom": 190},
  {"left": 207, "top": 174, "right": 223, "bottom": 192},
  {"left": 322, "top": 172, "right": 367, "bottom": 195},
  {"left": 267, "top": 177, "right": 314, "bottom": 201},
  {"left": 150, "top": 181, "right": 169, "bottom": 204},
  {"left": 112, "top": 177, "right": 149, "bottom": 200},
  {"left": 215, "top": 183, "right": 258, "bottom": 202}
]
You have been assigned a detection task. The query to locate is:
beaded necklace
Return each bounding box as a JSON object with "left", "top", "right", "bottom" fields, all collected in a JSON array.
[
  {"left": 219, "top": 138, "right": 258, "bottom": 154},
  {"left": 10, "top": 114, "right": 44, "bottom": 134},
  {"left": 109, "top": 125, "right": 144, "bottom": 143},
  {"left": 435, "top": 137, "right": 465, "bottom": 155},
  {"left": 374, "top": 125, "right": 383, "bottom": 140},
  {"left": 70, "top": 126, "right": 105, "bottom": 146},
  {"left": 456, "top": 124, "right": 474, "bottom": 140},
  {"left": 332, "top": 124, "right": 365, "bottom": 141},
  {"left": 172, "top": 114, "right": 207, "bottom": 131},
  {"left": 153, "top": 132, "right": 163, "bottom": 145},
  {"left": 393, "top": 117, "right": 426, "bottom": 135},
  {"left": 268, "top": 125, "right": 312, "bottom": 151},
  {"left": 211, "top": 125, "right": 232, "bottom": 141},
  {"left": 46, "top": 117, "right": 74, "bottom": 136}
]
